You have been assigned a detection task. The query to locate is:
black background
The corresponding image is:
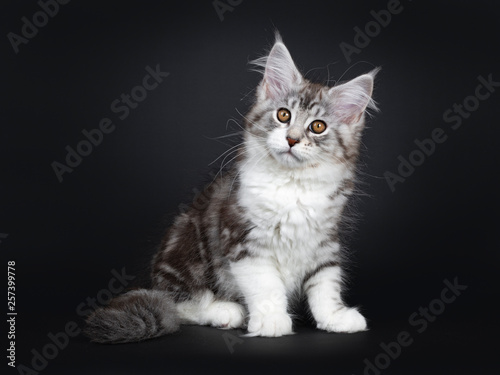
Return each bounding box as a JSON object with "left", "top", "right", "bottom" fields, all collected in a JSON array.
[{"left": 2, "top": 0, "right": 499, "bottom": 374}]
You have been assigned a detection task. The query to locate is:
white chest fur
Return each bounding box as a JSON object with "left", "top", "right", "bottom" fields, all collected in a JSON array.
[{"left": 237, "top": 159, "right": 350, "bottom": 292}]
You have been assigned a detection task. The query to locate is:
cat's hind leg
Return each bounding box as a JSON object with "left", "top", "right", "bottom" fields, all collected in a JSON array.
[{"left": 176, "top": 290, "right": 246, "bottom": 329}]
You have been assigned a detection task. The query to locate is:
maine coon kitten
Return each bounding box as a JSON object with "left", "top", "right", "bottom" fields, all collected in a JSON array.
[{"left": 85, "top": 34, "right": 378, "bottom": 343}]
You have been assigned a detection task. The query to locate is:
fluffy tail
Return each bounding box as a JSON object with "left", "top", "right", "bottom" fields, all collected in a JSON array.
[{"left": 84, "top": 289, "right": 180, "bottom": 344}]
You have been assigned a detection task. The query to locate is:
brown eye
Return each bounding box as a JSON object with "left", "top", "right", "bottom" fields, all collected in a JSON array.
[
  {"left": 277, "top": 108, "right": 291, "bottom": 123},
  {"left": 309, "top": 120, "right": 327, "bottom": 134}
]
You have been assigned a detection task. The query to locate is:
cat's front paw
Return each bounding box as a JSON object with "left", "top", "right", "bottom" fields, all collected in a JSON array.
[
  {"left": 246, "top": 312, "right": 293, "bottom": 337},
  {"left": 210, "top": 302, "right": 246, "bottom": 329},
  {"left": 317, "top": 307, "right": 367, "bottom": 333}
]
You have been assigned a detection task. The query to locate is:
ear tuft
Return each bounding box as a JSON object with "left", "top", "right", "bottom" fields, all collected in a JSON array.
[
  {"left": 329, "top": 68, "right": 380, "bottom": 125},
  {"left": 251, "top": 35, "right": 302, "bottom": 100}
]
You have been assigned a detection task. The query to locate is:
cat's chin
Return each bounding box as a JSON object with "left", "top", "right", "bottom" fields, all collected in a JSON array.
[{"left": 272, "top": 149, "right": 306, "bottom": 168}]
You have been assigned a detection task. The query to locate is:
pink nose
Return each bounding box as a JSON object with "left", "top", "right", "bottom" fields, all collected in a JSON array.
[{"left": 287, "top": 137, "right": 299, "bottom": 147}]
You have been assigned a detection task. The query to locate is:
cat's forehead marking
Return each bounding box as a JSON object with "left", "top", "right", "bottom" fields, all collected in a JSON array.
[
  {"left": 299, "top": 84, "right": 322, "bottom": 106},
  {"left": 308, "top": 102, "right": 324, "bottom": 118},
  {"left": 287, "top": 97, "right": 299, "bottom": 109},
  {"left": 284, "top": 84, "right": 328, "bottom": 118}
]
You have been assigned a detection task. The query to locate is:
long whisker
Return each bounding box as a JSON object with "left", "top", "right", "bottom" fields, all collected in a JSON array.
[
  {"left": 208, "top": 142, "right": 246, "bottom": 166},
  {"left": 333, "top": 60, "right": 377, "bottom": 87},
  {"left": 239, "top": 86, "right": 256, "bottom": 102},
  {"left": 234, "top": 108, "right": 268, "bottom": 133},
  {"left": 219, "top": 142, "right": 265, "bottom": 172},
  {"left": 228, "top": 148, "right": 270, "bottom": 197},
  {"left": 226, "top": 118, "right": 267, "bottom": 141},
  {"left": 206, "top": 132, "right": 242, "bottom": 140},
  {"left": 211, "top": 142, "right": 265, "bottom": 183}
]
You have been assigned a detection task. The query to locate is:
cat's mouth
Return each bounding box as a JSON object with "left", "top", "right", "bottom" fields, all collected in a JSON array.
[
  {"left": 286, "top": 149, "right": 300, "bottom": 159},
  {"left": 276, "top": 148, "right": 303, "bottom": 164}
]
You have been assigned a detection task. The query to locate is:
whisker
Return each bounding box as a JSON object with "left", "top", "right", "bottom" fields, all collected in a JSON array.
[
  {"left": 333, "top": 60, "right": 377, "bottom": 87},
  {"left": 219, "top": 142, "right": 265, "bottom": 171},
  {"left": 226, "top": 118, "right": 267, "bottom": 140},
  {"left": 211, "top": 142, "right": 265, "bottom": 183},
  {"left": 206, "top": 132, "right": 242, "bottom": 140},
  {"left": 234, "top": 108, "right": 268, "bottom": 133},
  {"left": 228, "top": 147, "right": 270, "bottom": 197},
  {"left": 208, "top": 142, "right": 246, "bottom": 166},
  {"left": 239, "top": 86, "right": 256, "bottom": 102}
]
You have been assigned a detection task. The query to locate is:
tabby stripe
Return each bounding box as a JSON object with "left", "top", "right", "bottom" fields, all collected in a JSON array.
[
  {"left": 303, "top": 260, "right": 340, "bottom": 286},
  {"left": 158, "top": 264, "right": 186, "bottom": 283},
  {"left": 252, "top": 109, "right": 266, "bottom": 126},
  {"left": 154, "top": 267, "right": 190, "bottom": 291},
  {"left": 308, "top": 101, "right": 319, "bottom": 110},
  {"left": 230, "top": 249, "right": 250, "bottom": 262},
  {"left": 198, "top": 221, "right": 221, "bottom": 294},
  {"left": 288, "top": 98, "right": 298, "bottom": 109},
  {"left": 317, "top": 240, "right": 340, "bottom": 253},
  {"left": 329, "top": 179, "right": 354, "bottom": 201},
  {"left": 334, "top": 128, "right": 347, "bottom": 157},
  {"left": 194, "top": 218, "right": 211, "bottom": 267}
]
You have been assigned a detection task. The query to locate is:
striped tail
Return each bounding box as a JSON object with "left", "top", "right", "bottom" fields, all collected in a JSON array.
[{"left": 84, "top": 289, "right": 180, "bottom": 344}]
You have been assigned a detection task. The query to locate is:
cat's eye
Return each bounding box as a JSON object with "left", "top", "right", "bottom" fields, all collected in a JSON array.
[
  {"left": 309, "top": 120, "right": 327, "bottom": 134},
  {"left": 277, "top": 108, "right": 291, "bottom": 123}
]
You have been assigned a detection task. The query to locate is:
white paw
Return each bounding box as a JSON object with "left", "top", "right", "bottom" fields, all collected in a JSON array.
[
  {"left": 246, "top": 312, "right": 293, "bottom": 337},
  {"left": 210, "top": 302, "right": 246, "bottom": 329},
  {"left": 317, "top": 307, "right": 367, "bottom": 333}
]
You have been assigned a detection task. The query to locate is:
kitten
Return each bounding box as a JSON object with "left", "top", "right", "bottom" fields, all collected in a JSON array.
[{"left": 85, "top": 34, "right": 378, "bottom": 343}]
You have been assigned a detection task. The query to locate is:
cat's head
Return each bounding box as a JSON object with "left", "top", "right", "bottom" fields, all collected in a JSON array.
[{"left": 245, "top": 35, "right": 378, "bottom": 170}]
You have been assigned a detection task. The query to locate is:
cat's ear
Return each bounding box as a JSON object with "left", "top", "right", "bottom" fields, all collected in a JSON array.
[
  {"left": 328, "top": 68, "right": 379, "bottom": 125},
  {"left": 255, "top": 37, "right": 302, "bottom": 100}
]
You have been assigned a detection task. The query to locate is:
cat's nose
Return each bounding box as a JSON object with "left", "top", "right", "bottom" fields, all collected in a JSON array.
[{"left": 286, "top": 137, "right": 300, "bottom": 147}]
